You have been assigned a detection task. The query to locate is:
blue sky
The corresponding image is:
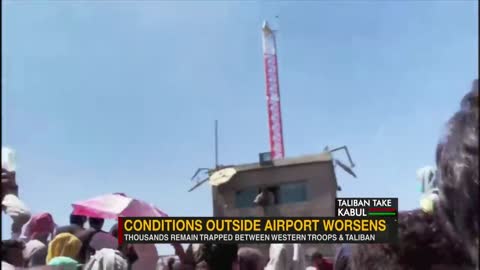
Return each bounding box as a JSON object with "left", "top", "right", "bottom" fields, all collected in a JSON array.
[{"left": 2, "top": 1, "right": 477, "bottom": 255}]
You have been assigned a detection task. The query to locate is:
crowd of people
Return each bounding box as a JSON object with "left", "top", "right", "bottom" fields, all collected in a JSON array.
[{"left": 1, "top": 79, "right": 478, "bottom": 270}]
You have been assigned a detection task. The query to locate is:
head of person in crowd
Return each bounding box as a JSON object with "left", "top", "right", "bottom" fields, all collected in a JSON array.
[
  {"left": 1, "top": 239, "right": 25, "bottom": 267},
  {"left": 84, "top": 248, "right": 128, "bottom": 270},
  {"left": 312, "top": 251, "right": 333, "bottom": 270},
  {"left": 265, "top": 244, "right": 306, "bottom": 270},
  {"left": 167, "top": 257, "right": 176, "bottom": 270},
  {"left": 89, "top": 217, "right": 105, "bottom": 231},
  {"left": 46, "top": 232, "right": 83, "bottom": 264},
  {"left": 90, "top": 231, "right": 118, "bottom": 251},
  {"left": 75, "top": 227, "right": 98, "bottom": 264},
  {"left": 24, "top": 212, "right": 56, "bottom": 243},
  {"left": 436, "top": 79, "right": 479, "bottom": 267},
  {"left": 48, "top": 256, "right": 80, "bottom": 270},
  {"left": 196, "top": 243, "right": 238, "bottom": 270},
  {"left": 110, "top": 223, "right": 118, "bottom": 238},
  {"left": 312, "top": 252, "right": 323, "bottom": 267},
  {"left": 349, "top": 82, "right": 478, "bottom": 270},
  {"left": 237, "top": 247, "right": 266, "bottom": 270},
  {"left": 351, "top": 203, "right": 472, "bottom": 269},
  {"left": 118, "top": 242, "right": 139, "bottom": 266},
  {"left": 265, "top": 244, "right": 292, "bottom": 270},
  {"left": 334, "top": 245, "right": 351, "bottom": 270},
  {"left": 70, "top": 213, "right": 87, "bottom": 228},
  {"left": 27, "top": 245, "right": 48, "bottom": 267},
  {"left": 131, "top": 242, "right": 159, "bottom": 270},
  {"left": 23, "top": 237, "right": 47, "bottom": 267}
]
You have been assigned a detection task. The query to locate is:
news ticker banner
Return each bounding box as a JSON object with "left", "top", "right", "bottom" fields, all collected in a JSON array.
[
  {"left": 118, "top": 198, "right": 398, "bottom": 245},
  {"left": 336, "top": 197, "right": 398, "bottom": 244}
]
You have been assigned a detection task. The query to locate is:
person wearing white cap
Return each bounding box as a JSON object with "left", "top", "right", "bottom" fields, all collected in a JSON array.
[
  {"left": 2, "top": 147, "right": 31, "bottom": 240},
  {"left": 1, "top": 190, "right": 31, "bottom": 239}
]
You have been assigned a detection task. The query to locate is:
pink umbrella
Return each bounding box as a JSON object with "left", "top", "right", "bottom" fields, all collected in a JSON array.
[{"left": 71, "top": 193, "right": 167, "bottom": 219}]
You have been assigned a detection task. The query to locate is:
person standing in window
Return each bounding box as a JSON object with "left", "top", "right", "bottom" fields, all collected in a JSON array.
[{"left": 253, "top": 188, "right": 275, "bottom": 207}]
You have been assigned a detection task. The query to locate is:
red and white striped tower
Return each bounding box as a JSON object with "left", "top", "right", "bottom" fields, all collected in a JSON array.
[{"left": 262, "top": 20, "right": 285, "bottom": 160}]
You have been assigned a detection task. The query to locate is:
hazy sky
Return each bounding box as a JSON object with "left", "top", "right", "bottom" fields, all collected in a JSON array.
[{"left": 2, "top": 1, "right": 477, "bottom": 254}]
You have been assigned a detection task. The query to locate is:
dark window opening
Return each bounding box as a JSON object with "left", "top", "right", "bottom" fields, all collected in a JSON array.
[
  {"left": 264, "top": 186, "right": 279, "bottom": 204},
  {"left": 235, "top": 188, "right": 258, "bottom": 208},
  {"left": 277, "top": 182, "right": 307, "bottom": 204}
]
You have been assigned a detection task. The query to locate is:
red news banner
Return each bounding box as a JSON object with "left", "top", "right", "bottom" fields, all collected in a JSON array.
[{"left": 117, "top": 198, "right": 398, "bottom": 244}]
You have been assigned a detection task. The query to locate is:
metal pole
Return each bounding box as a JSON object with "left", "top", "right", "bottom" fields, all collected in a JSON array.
[
  {"left": 215, "top": 120, "right": 219, "bottom": 168},
  {"left": 330, "top": 146, "right": 355, "bottom": 168}
]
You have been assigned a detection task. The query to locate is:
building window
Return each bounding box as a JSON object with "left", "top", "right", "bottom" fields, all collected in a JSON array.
[
  {"left": 278, "top": 182, "right": 307, "bottom": 204},
  {"left": 235, "top": 188, "right": 258, "bottom": 208},
  {"left": 235, "top": 182, "right": 307, "bottom": 208}
]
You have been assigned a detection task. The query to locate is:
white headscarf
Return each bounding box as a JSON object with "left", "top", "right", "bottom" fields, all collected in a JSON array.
[
  {"left": 264, "top": 244, "right": 305, "bottom": 270},
  {"left": 2, "top": 194, "right": 31, "bottom": 239},
  {"left": 84, "top": 248, "right": 128, "bottom": 270},
  {"left": 1, "top": 194, "right": 27, "bottom": 216}
]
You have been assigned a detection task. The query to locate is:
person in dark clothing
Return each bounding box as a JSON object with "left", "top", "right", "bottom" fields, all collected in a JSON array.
[
  {"left": 253, "top": 188, "right": 275, "bottom": 207},
  {"left": 351, "top": 209, "right": 473, "bottom": 270},
  {"left": 167, "top": 257, "right": 176, "bottom": 270},
  {"left": 70, "top": 214, "right": 87, "bottom": 228},
  {"left": 196, "top": 243, "right": 238, "bottom": 270},
  {"left": 238, "top": 247, "right": 266, "bottom": 270},
  {"left": 334, "top": 245, "right": 351, "bottom": 270},
  {"left": 1, "top": 239, "right": 25, "bottom": 267},
  {"left": 28, "top": 245, "right": 48, "bottom": 267},
  {"left": 110, "top": 223, "right": 118, "bottom": 238},
  {"left": 118, "top": 242, "right": 139, "bottom": 266},
  {"left": 73, "top": 227, "right": 97, "bottom": 264},
  {"left": 88, "top": 217, "right": 105, "bottom": 232},
  {"left": 435, "top": 79, "right": 479, "bottom": 268},
  {"left": 349, "top": 81, "right": 478, "bottom": 270}
]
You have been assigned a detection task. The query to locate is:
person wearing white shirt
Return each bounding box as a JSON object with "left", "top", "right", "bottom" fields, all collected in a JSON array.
[
  {"left": 264, "top": 244, "right": 306, "bottom": 270},
  {"left": 2, "top": 168, "right": 31, "bottom": 240}
]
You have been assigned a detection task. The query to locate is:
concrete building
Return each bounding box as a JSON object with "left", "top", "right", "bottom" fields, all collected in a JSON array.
[{"left": 211, "top": 151, "right": 339, "bottom": 258}]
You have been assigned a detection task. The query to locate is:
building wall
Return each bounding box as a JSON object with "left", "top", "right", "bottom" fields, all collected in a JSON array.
[{"left": 211, "top": 161, "right": 338, "bottom": 258}]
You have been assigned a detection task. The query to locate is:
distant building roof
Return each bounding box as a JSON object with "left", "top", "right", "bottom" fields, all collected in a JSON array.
[{"left": 231, "top": 152, "right": 333, "bottom": 173}]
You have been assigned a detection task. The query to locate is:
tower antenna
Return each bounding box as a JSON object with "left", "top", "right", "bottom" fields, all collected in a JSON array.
[
  {"left": 215, "top": 120, "right": 219, "bottom": 168},
  {"left": 262, "top": 20, "right": 285, "bottom": 160}
]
